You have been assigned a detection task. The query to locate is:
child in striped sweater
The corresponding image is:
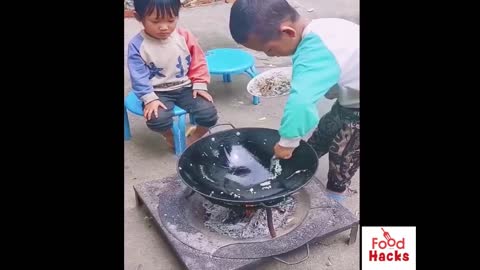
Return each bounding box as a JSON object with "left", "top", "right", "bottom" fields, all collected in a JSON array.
[{"left": 127, "top": 0, "right": 218, "bottom": 149}]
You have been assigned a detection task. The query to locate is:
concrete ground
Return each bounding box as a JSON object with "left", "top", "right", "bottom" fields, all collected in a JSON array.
[{"left": 125, "top": 1, "right": 359, "bottom": 269}]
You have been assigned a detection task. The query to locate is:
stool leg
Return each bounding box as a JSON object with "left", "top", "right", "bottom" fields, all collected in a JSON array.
[
  {"left": 223, "top": 73, "right": 232, "bottom": 83},
  {"left": 252, "top": 96, "right": 260, "bottom": 105},
  {"left": 173, "top": 114, "right": 187, "bottom": 156},
  {"left": 246, "top": 65, "right": 258, "bottom": 77},
  {"left": 245, "top": 67, "right": 260, "bottom": 105},
  {"left": 124, "top": 106, "right": 132, "bottom": 140}
]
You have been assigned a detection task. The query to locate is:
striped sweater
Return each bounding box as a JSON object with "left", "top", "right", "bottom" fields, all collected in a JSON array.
[{"left": 127, "top": 28, "right": 210, "bottom": 104}]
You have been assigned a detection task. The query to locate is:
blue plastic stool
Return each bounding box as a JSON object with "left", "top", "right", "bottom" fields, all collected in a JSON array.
[
  {"left": 124, "top": 91, "right": 195, "bottom": 156},
  {"left": 205, "top": 48, "right": 260, "bottom": 105}
]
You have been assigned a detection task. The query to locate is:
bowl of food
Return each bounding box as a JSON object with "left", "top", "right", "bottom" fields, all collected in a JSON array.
[{"left": 247, "top": 67, "right": 292, "bottom": 98}]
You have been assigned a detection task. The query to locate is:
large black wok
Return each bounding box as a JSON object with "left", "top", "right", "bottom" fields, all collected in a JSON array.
[{"left": 177, "top": 124, "right": 319, "bottom": 208}]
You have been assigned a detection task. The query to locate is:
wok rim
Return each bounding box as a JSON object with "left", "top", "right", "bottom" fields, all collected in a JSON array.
[{"left": 176, "top": 127, "right": 319, "bottom": 205}]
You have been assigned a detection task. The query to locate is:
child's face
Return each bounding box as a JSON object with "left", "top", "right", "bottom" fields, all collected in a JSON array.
[
  {"left": 138, "top": 9, "right": 178, "bottom": 40},
  {"left": 242, "top": 26, "right": 300, "bottom": 57}
]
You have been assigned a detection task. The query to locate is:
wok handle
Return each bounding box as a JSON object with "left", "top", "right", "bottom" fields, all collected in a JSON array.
[
  {"left": 273, "top": 243, "right": 310, "bottom": 265},
  {"left": 208, "top": 123, "right": 237, "bottom": 134}
]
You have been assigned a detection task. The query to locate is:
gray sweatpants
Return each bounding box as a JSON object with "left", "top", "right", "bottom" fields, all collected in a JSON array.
[{"left": 145, "top": 87, "right": 218, "bottom": 132}]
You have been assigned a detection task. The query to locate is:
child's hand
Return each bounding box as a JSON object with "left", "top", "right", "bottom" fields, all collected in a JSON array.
[
  {"left": 274, "top": 143, "right": 295, "bottom": 159},
  {"left": 144, "top": 100, "right": 167, "bottom": 120},
  {"left": 193, "top": 89, "right": 213, "bottom": 102}
]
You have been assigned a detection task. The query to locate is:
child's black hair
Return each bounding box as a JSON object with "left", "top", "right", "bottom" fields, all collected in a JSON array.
[
  {"left": 229, "top": 0, "right": 300, "bottom": 44},
  {"left": 134, "top": 0, "right": 181, "bottom": 20}
]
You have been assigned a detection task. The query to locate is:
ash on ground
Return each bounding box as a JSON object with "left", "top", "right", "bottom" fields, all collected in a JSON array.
[{"left": 203, "top": 197, "right": 296, "bottom": 239}]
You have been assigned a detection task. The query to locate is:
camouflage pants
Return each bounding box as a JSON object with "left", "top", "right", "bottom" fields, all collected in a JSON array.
[{"left": 307, "top": 102, "right": 360, "bottom": 193}]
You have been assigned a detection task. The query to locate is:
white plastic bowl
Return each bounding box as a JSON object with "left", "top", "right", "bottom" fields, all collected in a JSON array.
[{"left": 247, "top": 67, "right": 293, "bottom": 98}]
